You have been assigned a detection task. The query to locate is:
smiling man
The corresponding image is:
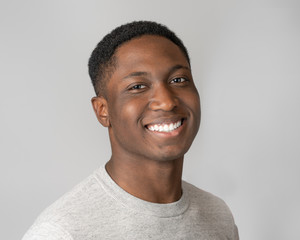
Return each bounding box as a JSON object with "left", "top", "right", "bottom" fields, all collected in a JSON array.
[{"left": 23, "top": 21, "right": 239, "bottom": 240}]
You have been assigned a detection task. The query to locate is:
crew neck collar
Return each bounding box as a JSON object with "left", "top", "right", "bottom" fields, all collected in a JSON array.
[{"left": 94, "top": 165, "right": 190, "bottom": 218}]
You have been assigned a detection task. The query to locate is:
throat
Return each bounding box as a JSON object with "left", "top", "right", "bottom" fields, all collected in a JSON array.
[{"left": 105, "top": 157, "right": 183, "bottom": 203}]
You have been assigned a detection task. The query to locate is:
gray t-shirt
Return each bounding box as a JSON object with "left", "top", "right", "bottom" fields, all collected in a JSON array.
[{"left": 23, "top": 166, "right": 239, "bottom": 240}]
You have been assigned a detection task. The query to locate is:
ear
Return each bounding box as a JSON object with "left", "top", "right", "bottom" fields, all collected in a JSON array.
[{"left": 91, "top": 96, "right": 110, "bottom": 127}]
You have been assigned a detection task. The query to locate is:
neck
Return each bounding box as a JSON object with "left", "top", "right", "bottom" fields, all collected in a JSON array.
[{"left": 105, "top": 155, "right": 183, "bottom": 203}]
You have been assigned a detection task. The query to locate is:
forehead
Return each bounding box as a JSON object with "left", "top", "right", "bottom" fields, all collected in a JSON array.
[{"left": 114, "top": 35, "right": 189, "bottom": 70}]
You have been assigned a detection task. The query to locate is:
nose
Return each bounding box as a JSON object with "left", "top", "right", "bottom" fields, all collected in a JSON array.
[{"left": 148, "top": 84, "right": 178, "bottom": 111}]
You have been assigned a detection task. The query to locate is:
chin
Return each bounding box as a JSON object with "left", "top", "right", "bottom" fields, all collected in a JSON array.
[{"left": 152, "top": 148, "right": 188, "bottom": 162}]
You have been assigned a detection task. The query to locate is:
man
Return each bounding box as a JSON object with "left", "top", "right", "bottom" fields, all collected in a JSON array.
[{"left": 23, "top": 21, "right": 239, "bottom": 239}]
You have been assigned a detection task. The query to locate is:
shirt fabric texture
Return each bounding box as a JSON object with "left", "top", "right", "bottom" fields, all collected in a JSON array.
[{"left": 22, "top": 166, "right": 239, "bottom": 240}]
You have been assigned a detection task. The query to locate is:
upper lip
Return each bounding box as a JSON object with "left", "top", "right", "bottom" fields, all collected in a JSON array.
[{"left": 143, "top": 116, "right": 186, "bottom": 127}]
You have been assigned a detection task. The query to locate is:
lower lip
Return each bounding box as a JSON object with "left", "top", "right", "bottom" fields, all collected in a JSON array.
[{"left": 146, "top": 120, "right": 185, "bottom": 137}]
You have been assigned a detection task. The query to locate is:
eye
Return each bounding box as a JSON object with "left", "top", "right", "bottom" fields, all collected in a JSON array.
[
  {"left": 170, "top": 77, "right": 188, "bottom": 84},
  {"left": 130, "top": 84, "right": 146, "bottom": 90}
]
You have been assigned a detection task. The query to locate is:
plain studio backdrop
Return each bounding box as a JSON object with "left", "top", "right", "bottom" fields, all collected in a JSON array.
[{"left": 0, "top": 0, "right": 299, "bottom": 239}]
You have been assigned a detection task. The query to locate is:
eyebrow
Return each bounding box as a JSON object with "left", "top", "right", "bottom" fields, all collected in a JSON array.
[
  {"left": 169, "top": 64, "right": 190, "bottom": 75},
  {"left": 122, "top": 64, "right": 190, "bottom": 80},
  {"left": 123, "top": 71, "right": 149, "bottom": 80}
]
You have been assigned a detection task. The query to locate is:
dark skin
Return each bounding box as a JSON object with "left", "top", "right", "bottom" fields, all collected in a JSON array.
[{"left": 92, "top": 35, "right": 201, "bottom": 203}]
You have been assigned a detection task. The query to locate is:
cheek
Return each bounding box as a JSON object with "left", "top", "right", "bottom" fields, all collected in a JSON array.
[
  {"left": 123, "top": 102, "right": 140, "bottom": 118},
  {"left": 183, "top": 91, "right": 201, "bottom": 130},
  {"left": 110, "top": 98, "right": 145, "bottom": 128},
  {"left": 184, "top": 90, "right": 200, "bottom": 112}
]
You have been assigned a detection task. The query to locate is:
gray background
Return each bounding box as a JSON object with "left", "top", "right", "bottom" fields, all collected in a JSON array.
[{"left": 1, "top": 0, "right": 299, "bottom": 239}]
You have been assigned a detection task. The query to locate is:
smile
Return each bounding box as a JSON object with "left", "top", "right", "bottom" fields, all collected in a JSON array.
[{"left": 147, "top": 120, "right": 183, "bottom": 133}]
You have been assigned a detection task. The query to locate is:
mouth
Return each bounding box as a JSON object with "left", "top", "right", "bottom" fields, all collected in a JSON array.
[{"left": 146, "top": 119, "right": 184, "bottom": 133}]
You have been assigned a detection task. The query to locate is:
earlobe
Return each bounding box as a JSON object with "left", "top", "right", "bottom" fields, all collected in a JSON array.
[{"left": 91, "top": 96, "right": 110, "bottom": 127}]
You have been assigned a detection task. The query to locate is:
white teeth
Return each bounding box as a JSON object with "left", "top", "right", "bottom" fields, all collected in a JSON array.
[{"left": 147, "top": 120, "right": 182, "bottom": 132}]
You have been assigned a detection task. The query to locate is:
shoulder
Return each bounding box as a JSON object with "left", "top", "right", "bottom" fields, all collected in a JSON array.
[
  {"left": 183, "top": 180, "right": 232, "bottom": 213},
  {"left": 23, "top": 169, "right": 106, "bottom": 239},
  {"left": 39, "top": 170, "right": 103, "bottom": 221},
  {"left": 183, "top": 180, "right": 239, "bottom": 239},
  {"left": 22, "top": 222, "right": 73, "bottom": 240}
]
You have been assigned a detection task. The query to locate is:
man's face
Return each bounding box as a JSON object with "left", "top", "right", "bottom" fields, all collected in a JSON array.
[{"left": 100, "top": 35, "right": 200, "bottom": 162}]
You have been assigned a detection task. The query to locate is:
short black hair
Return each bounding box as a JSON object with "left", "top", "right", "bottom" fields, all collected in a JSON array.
[{"left": 88, "top": 20, "right": 190, "bottom": 97}]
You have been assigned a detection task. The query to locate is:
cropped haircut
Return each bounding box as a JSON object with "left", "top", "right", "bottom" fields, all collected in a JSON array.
[{"left": 88, "top": 21, "right": 190, "bottom": 97}]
